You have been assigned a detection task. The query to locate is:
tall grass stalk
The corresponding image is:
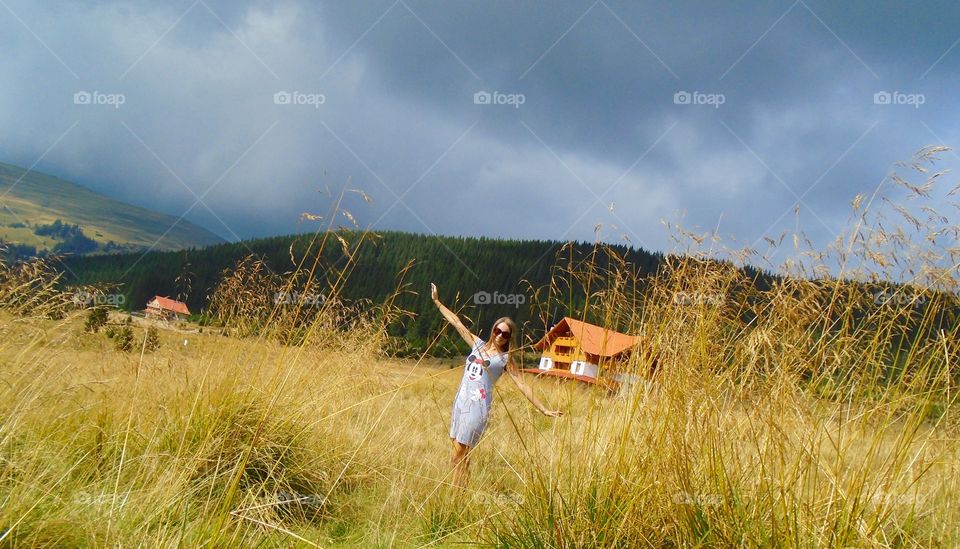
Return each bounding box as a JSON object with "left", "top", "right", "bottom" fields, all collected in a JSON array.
[{"left": 0, "top": 152, "right": 958, "bottom": 546}]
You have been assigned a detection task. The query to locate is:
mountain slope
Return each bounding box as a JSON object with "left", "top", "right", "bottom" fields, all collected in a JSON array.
[
  {"left": 61, "top": 230, "right": 672, "bottom": 353},
  {"left": 0, "top": 161, "right": 225, "bottom": 254}
]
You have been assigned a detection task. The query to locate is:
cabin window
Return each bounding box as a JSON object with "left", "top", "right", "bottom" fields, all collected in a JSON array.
[{"left": 570, "top": 361, "right": 598, "bottom": 378}]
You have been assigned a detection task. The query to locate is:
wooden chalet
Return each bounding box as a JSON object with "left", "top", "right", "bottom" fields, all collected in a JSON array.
[
  {"left": 145, "top": 296, "right": 191, "bottom": 321},
  {"left": 524, "top": 316, "right": 642, "bottom": 386}
]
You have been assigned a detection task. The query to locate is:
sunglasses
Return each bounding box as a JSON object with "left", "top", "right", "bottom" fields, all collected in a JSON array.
[{"left": 494, "top": 327, "right": 511, "bottom": 339}]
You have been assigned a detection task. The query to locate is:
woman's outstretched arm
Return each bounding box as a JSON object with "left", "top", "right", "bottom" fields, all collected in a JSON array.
[
  {"left": 506, "top": 359, "right": 563, "bottom": 417},
  {"left": 430, "top": 283, "right": 478, "bottom": 347}
]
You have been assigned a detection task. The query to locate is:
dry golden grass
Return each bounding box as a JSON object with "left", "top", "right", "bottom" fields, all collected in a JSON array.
[
  {"left": 0, "top": 307, "right": 956, "bottom": 547},
  {"left": 0, "top": 310, "right": 573, "bottom": 546},
  {"left": 1, "top": 149, "right": 958, "bottom": 547}
]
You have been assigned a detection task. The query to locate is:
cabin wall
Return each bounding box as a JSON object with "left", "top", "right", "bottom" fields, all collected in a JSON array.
[
  {"left": 537, "top": 330, "right": 644, "bottom": 384},
  {"left": 570, "top": 360, "right": 598, "bottom": 378},
  {"left": 543, "top": 336, "right": 587, "bottom": 365}
]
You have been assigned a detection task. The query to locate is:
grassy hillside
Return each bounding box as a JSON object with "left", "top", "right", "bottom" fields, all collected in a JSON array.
[
  {"left": 0, "top": 261, "right": 957, "bottom": 546},
  {"left": 2, "top": 136, "right": 957, "bottom": 548},
  {"left": 60, "top": 230, "right": 673, "bottom": 354},
  {"left": 3, "top": 146, "right": 959, "bottom": 545},
  {"left": 60, "top": 226, "right": 956, "bottom": 358},
  {"left": 0, "top": 161, "right": 225, "bottom": 254}
]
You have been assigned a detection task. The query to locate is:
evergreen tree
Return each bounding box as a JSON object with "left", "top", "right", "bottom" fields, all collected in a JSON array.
[{"left": 84, "top": 308, "right": 108, "bottom": 333}]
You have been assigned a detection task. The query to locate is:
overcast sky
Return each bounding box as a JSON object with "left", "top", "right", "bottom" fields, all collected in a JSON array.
[{"left": 2, "top": 0, "right": 959, "bottom": 261}]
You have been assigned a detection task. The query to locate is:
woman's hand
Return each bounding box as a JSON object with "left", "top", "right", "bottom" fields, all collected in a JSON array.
[
  {"left": 542, "top": 409, "right": 563, "bottom": 418},
  {"left": 431, "top": 283, "right": 477, "bottom": 346}
]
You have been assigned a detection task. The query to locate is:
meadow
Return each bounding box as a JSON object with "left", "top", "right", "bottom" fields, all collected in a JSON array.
[{"left": 1, "top": 147, "right": 958, "bottom": 547}]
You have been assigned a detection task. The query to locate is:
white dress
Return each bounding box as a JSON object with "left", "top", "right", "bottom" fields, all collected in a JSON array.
[{"left": 449, "top": 337, "right": 507, "bottom": 447}]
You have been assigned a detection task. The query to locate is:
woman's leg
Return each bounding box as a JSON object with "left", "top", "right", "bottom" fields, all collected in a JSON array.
[{"left": 450, "top": 438, "right": 472, "bottom": 488}]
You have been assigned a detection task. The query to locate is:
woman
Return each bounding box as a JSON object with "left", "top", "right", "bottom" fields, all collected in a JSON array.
[{"left": 430, "top": 283, "right": 562, "bottom": 487}]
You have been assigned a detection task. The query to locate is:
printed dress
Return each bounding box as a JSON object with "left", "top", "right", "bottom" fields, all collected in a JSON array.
[{"left": 449, "top": 336, "right": 508, "bottom": 447}]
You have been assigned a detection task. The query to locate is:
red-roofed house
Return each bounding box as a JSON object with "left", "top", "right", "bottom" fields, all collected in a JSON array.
[
  {"left": 524, "top": 316, "right": 644, "bottom": 386},
  {"left": 145, "top": 296, "right": 191, "bottom": 321}
]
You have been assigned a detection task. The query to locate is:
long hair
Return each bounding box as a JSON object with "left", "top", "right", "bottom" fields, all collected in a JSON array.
[{"left": 486, "top": 317, "right": 517, "bottom": 363}]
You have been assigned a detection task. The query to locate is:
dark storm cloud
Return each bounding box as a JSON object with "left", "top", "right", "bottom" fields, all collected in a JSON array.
[{"left": 1, "top": 0, "right": 959, "bottom": 261}]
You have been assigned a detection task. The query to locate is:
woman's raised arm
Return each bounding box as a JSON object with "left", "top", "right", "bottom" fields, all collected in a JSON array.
[
  {"left": 506, "top": 358, "right": 563, "bottom": 417},
  {"left": 430, "top": 283, "right": 478, "bottom": 347}
]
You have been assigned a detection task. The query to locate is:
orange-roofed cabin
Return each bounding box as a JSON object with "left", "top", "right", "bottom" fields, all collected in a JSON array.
[
  {"left": 524, "top": 316, "right": 644, "bottom": 388},
  {"left": 145, "top": 296, "right": 191, "bottom": 321}
]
